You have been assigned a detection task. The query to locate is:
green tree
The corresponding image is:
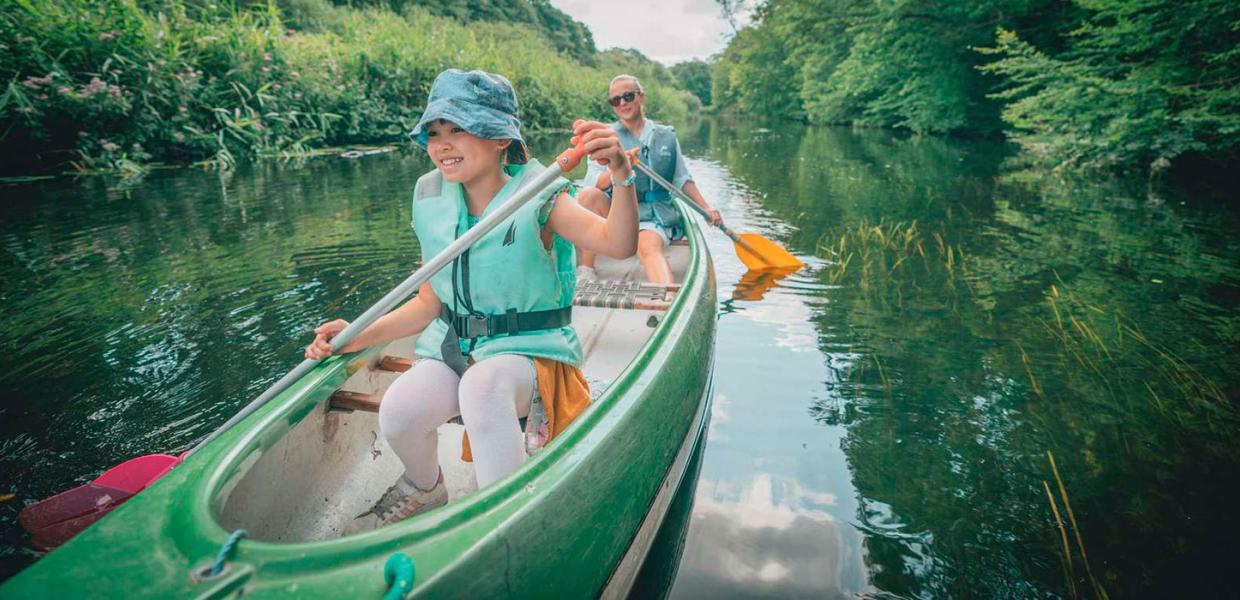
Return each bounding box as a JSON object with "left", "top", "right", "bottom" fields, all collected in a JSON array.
[
  {"left": 670, "top": 60, "right": 711, "bottom": 107},
  {"left": 979, "top": 0, "right": 1240, "bottom": 171}
]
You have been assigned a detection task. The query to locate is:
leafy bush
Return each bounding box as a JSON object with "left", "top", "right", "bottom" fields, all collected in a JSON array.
[
  {"left": 979, "top": 0, "right": 1240, "bottom": 171},
  {"left": 0, "top": 0, "right": 625, "bottom": 173}
]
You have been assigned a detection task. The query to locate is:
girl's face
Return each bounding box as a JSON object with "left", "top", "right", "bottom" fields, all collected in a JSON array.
[
  {"left": 609, "top": 80, "right": 643, "bottom": 121},
  {"left": 425, "top": 119, "right": 509, "bottom": 183}
]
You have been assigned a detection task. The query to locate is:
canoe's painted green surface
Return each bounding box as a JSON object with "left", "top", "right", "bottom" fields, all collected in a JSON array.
[{"left": 2, "top": 210, "right": 716, "bottom": 599}]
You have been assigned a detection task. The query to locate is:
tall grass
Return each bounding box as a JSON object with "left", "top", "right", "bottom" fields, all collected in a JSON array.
[{"left": 0, "top": 0, "right": 691, "bottom": 173}]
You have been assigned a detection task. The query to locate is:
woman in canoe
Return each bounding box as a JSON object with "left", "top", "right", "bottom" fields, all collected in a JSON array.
[
  {"left": 304, "top": 69, "right": 638, "bottom": 532},
  {"left": 576, "top": 74, "right": 723, "bottom": 284}
]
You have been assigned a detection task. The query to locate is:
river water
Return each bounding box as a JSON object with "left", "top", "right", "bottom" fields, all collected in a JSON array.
[{"left": 2, "top": 121, "right": 1238, "bottom": 597}]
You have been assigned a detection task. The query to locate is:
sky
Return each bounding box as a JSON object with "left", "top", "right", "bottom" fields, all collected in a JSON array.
[{"left": 549, "top": 0, "right": 752, "bottom": 65}]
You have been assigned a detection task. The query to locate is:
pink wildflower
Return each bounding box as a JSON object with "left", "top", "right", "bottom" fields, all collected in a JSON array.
[
  {"left": 101, "top": 141, "right": 120, "bottom": 152},
  {"left": 21, "top": 74, "right": 54, "bottom": 89},
  {"left": 79, "top": 77, "right": 106, "bottom": 99}
]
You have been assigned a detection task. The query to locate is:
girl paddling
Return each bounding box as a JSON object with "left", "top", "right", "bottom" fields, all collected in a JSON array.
[{"left": 304, "top": 69, "right": 637, "bottom": 532}]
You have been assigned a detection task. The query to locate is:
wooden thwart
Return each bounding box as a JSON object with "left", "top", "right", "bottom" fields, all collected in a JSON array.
[
  {"left": 329, "top": 355, "right": 409, "bottom": 412},
  {"left": 378, "top": 355, "right": 413, "bottom": 373},
  {"left": 329, "top": 390, "right": 380, "bottom": 413}
]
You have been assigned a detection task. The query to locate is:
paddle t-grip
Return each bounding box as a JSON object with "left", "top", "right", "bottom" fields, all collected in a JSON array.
[{"left": 556, "top": 142, "right": 587, "bottom": 172}]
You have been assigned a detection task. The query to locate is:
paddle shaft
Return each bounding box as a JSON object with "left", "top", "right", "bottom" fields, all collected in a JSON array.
[
  {"left": 630, "top": 161, "right": 773, "bottom": 267},
  {"left": 185, "top": 157, "right": 577, "bottom": 458}
]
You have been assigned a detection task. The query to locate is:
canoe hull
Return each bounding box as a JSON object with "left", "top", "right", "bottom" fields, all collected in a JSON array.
[{"left": 3, "top": 206, "right": 716, "bottom": 598}]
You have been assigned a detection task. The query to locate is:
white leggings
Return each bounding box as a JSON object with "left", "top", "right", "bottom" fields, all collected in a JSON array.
[{"left": 378, "top": 355, "right": 534, "bottom": 490}]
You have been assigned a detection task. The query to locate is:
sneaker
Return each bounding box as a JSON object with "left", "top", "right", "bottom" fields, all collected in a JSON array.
[
  {"left": 344, "top": 471, "right": 447, "bottom": 535},
  {"left": 576, "top": 265, "right": 597, "bottom": 282}
]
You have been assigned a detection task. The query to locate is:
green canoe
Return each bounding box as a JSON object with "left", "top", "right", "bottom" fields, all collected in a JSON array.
[{"left": 3, "top": 207, "right": 716, "bottom": 598}]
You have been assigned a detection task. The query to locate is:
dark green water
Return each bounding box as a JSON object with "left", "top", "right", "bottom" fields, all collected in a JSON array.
[{"left": 2, "top": 123, "right": 1239, "bottom": 598}]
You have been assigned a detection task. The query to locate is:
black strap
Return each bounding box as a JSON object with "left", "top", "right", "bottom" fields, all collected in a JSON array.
[
  {"left": 441, "top": 305, "right": 572, "bottom": 339},
  {"left": 439, "top": 305, "right": 572, "bottom": 375}
]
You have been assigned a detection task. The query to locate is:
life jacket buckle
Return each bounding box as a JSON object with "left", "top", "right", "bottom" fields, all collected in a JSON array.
[{"left": 462, "top": 314, "right": 490, "bottom": 338}]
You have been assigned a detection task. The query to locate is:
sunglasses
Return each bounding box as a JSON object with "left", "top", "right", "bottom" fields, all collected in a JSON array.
[{"left": 608, "top": 91, "right": 640, "bottom": 107}]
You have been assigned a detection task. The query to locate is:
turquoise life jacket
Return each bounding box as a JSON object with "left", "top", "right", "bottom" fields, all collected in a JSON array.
[
  {"left": 411, "top": 159, "right": 582, "bottom": 373},
  {"left": 611, "top": 121, "right": 682, "bottom": 229}
]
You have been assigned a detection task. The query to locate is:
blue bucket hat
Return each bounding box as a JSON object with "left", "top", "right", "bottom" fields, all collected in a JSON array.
[{"left": 409, "top": 69, "right": 524, "bottom": 149}]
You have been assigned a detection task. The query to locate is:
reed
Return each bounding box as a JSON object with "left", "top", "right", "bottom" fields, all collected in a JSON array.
[{"left": 1045, "top": 451, "right": 1109, "bottom": 600}]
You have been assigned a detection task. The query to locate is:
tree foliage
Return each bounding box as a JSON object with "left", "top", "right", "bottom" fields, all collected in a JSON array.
[
  {"left": 711, "top": 0, "right": 1240, "bottom": 170},
  {"left": 979, "top": 0, "right": 1240, "bottom": 170},
  {"left": 670, "top": 60, "right": 711, "bottom": 108},
  {"left": 0, "top": 0, "right": 692, "bottom": 173},
  {"left": 328, "top": 0, "right": 599, "bottom": 64}
]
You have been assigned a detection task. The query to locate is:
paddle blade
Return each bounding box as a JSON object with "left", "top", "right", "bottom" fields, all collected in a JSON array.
[
  {"left": 18, "top": 483, "right": 135, "bottom": 551},
  {"left": 734, "top": 233, "right": 803, "bottom": 271},
  {"left": 17, "top": 453, "right": 181, "bottom": 550},
  {"left": 93, "top": 454, "right": 181, "bottom": 493}
]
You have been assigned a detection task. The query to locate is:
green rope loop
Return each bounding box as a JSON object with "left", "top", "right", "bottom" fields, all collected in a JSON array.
[
  {"left": 210, "top": 529, "right": 248, "bottom": 576},
  {"left": 382, "top": 553, "right": 415, "bottom": 600}
]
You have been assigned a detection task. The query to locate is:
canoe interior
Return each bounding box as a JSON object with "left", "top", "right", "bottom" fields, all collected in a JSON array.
[{"left": 217, "top": 245, "right": 693, "bottom": 542}]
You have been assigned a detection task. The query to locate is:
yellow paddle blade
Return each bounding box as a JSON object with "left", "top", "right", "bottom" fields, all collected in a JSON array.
[{"left": 733, "top": 232, "right": 804, "bottom": 271}]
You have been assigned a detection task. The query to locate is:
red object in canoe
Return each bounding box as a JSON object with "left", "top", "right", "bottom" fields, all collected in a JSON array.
[{"left": 18, "top": 454, "right": 182, "bottom": 551}]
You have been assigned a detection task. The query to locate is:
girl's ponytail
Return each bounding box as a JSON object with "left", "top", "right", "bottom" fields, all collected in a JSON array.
[{"left": 505, "top": 140, "right": 530, "bottom": 165}]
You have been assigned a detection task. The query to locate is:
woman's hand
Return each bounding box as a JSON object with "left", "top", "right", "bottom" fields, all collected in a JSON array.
[
  {"left": 705, "top": 208, "right": 723, "bottom": 226},
  {"left": 573, "top": 120, "right": 631, "bottom": 176},
  {"left": 305, "top": 319, "right": 349, "bottom": 360}
]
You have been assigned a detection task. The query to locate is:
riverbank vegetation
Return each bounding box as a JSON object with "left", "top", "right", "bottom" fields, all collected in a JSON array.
[
  {"left": 0, "top": 0, "right": 697, "bottom": 174},
  {"left": 710, "top": 0, "right": 1240, "bottom": 172}
]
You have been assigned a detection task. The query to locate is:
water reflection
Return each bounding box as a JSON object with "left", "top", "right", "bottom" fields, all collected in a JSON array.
[{"left": 668, "top": 120, "right": 1240, "bottom": 598}]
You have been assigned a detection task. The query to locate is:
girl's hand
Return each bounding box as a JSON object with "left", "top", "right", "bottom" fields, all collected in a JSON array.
[
  {"left": 305, "top": 319, "right": 349, "bottom": 360},
  {"left": 705, "top": 208, "right": 723, "bottom": 226},
  {"left": 573, "top": 120, "right": 631, "bottom": 175}
]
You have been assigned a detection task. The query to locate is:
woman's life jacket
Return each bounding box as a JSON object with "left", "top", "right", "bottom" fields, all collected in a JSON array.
[{"left": 609, "top": 121, "right": 682, "bottom": 229}]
